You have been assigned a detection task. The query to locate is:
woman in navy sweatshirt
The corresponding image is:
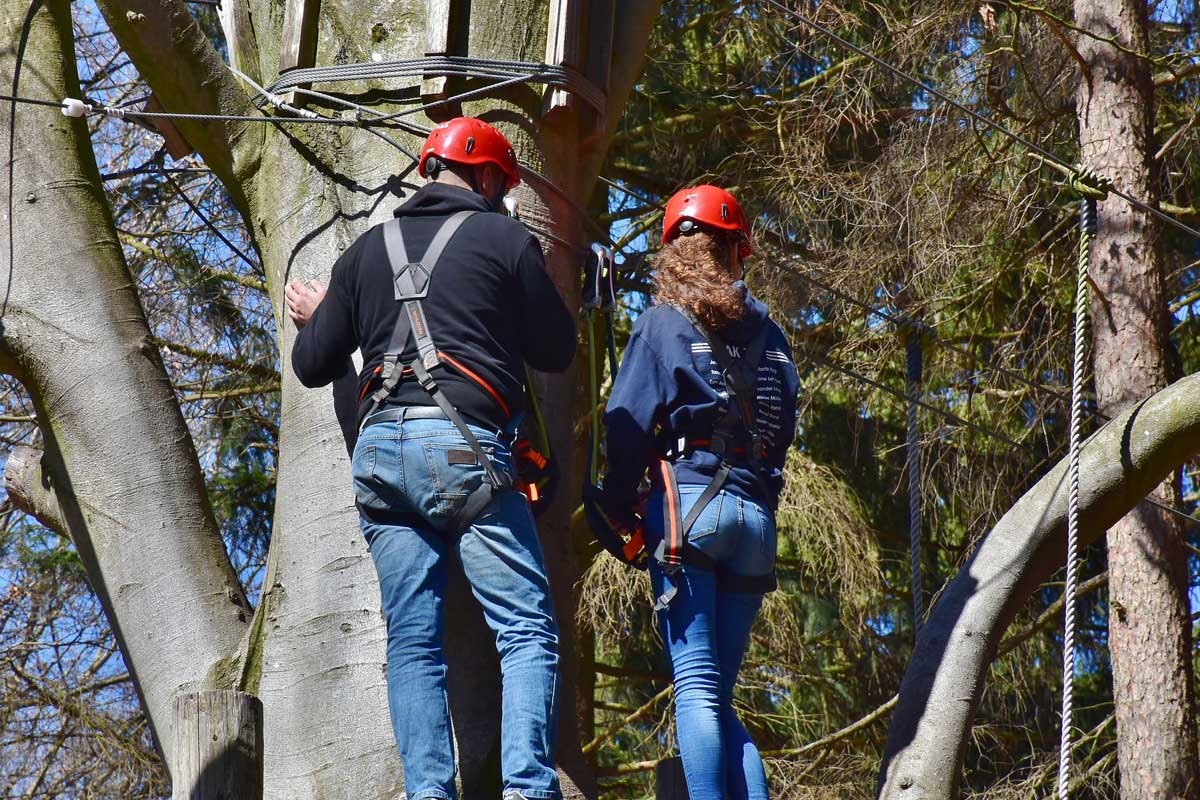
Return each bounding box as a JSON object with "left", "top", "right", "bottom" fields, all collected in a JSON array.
[{"left": 599, "top": 186, "right": 799, "bottom": 800}]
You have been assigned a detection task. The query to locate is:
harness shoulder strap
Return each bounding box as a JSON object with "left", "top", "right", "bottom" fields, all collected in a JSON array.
[{"left": 362, "top": 211, "right": 477, "bottom": 419}]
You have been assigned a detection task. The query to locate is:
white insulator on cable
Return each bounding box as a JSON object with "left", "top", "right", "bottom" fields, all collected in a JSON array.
[
  {"left": 61, "top": 98, "right": 89, "bottom": 117},
  {"left": 503, "top": 196, "right": 521, "bottom": 219}
]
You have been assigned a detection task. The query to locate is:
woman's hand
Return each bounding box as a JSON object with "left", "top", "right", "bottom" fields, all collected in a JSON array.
[{"left": 285, "top": 280, "right": 327, "bottom": 329}]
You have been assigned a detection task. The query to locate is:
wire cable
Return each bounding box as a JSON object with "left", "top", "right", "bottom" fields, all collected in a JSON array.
[{"left": 158, "top": 162, "right": 258, "bottom": 270}]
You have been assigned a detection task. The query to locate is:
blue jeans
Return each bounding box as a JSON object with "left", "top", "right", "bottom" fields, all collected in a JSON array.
[
  {"left": 646, "top": 485, "right": 775, "bottom": 800},
  {"left": 352, "top": 416, "right": 561, "bottom": 800}
]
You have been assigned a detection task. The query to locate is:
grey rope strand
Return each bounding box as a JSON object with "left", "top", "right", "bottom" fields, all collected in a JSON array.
[
  {"left": 1057, "top": 197, "right": 1096, "bottom": 799},
  {"left": 906, "top": 328, "right": 924, "bottom": 630}
]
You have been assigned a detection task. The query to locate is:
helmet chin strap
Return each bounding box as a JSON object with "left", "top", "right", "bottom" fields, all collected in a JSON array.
[{"left": 467, "top": 166, "right": 506, "bottom": 212}]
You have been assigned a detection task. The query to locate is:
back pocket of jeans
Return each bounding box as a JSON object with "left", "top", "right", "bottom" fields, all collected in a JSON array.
[
  {"left": 351, "top": 443, "right": 384, "bottom": 510},
  {"left": 679, "top": 489, "right": 722, "bottom": 543},
  {"left": 422, "top": 442, "right": 486, "bottom": 520}
]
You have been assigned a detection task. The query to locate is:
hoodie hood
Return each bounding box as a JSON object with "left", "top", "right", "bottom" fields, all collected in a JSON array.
[
  {"left": 722, "top": 282, "right": 771, "bottom": 344},
  {"left": 394, "top": 182, "right": 493, "bottom": 217}
]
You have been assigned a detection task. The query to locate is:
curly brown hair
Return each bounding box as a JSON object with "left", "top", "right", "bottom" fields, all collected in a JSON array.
[{"left": 653, "top": 231, "right": 747, "bottom": 330}]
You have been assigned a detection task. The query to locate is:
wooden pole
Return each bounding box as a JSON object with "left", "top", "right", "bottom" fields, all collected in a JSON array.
[
  {"left": 171, "top": 690, "right": 263, "bottom": 800},
  {"left": 545, "top": 0, "right": 583, "bottom": 111},
  {"left": 278, "top": 0, "right": 321, "bottom": 106},
  {"left": 423, "top": 0, "right": 468, "bottom": 104}
]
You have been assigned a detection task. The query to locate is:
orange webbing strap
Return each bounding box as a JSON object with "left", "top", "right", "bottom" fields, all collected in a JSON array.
[
  {"left": 656, "top": 459, "right": 684, "bottom": 571},
  {"left": 438, "top": 350, "right": 511, "bottom": 419}
]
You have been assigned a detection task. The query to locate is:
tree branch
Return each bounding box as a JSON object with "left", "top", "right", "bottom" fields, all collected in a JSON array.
[
  {"left": 5, "top": 445, "right": 66, "bottom": 535},
  {"left": 94, "top": 0, "right": 261, "bottom": 220},
  {"left": 878, "top": 372, "right": 1200, "bottom": 798}
]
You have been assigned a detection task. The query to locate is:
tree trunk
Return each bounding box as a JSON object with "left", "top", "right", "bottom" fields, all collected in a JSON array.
[
  {"left": 1074, "top": 0, "right": 1199, "bottom": 796},
  {"left": 876, "top": 373, "right": 1200, "bottom": 798},
  {"left": 94, "top": 1, "right": 660, "bottom": 796},
  {"left": 0, "top": 0, "right": 250, "bottom": 767}
]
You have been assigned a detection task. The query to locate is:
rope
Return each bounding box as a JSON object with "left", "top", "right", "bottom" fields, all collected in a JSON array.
[
  {"left": 905, "top": 325, "right": 924, "bottom": 629},
  {"left": 1057, "top": 196, "right": 1097, "bottom": 799},
  {"left": 587, "top": 311, "right": 601, "bottom": 484}
]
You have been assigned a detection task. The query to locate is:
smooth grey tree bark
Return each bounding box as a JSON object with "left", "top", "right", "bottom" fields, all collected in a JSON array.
[
  {"left": 0, "top": 0, "right": 250, "bottom": 768},
  {"left": 47, "top": 0, "right": 662, "bottom": 797},
  {"left": 1073, "top": 0, "right": 1199, "bottom": 795},
  {"left": 876, "top": 372, "right": 1200, "bottom": 798}
]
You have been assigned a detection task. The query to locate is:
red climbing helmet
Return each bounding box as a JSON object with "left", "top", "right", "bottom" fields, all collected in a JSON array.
[
  {"left": 662, "top": 184, "right": 752, "bottom": 258},
  {"left": 418, "top": 117, "right": 521, "bottom": 190}
]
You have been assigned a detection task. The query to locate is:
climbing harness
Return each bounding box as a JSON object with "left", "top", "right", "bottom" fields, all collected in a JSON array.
[
  {"left": 357, "top": 210, "right": 518, "bottom": 535},
  {"left": 651, "top": 313, "right": 778, "bottom": 609},
  {"left": 514, "top": 367, "right": 558, "bottom": 516},
  {"left": 1057, "top": 167, "right": 1110, "bottom": 800}
]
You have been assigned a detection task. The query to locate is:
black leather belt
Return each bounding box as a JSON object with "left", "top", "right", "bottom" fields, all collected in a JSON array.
[
  {"left": 361, "top": 406, "right": 450, "bottom": 429},
  {"left": 362, "top": 405, "right": 500, "bottom": 435}
]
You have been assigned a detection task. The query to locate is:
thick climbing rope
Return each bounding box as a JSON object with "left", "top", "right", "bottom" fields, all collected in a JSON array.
[
  {"left": 1057, "top": 168, "right": 1108, "bottom": 799},
  {"left": 905, "top": 325, "right": 924, "bottom": 629}
]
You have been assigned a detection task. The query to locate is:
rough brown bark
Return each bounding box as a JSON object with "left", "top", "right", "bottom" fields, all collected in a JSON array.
[{"left": 1074, "top": 1, "right": 1199, "bottom": 796}]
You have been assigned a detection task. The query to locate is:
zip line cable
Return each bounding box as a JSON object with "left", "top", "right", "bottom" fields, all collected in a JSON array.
[
  {"left": 760, "top": 0, "right": 1200, "bottom": 243},
  {"left": 778, "top": 260, "right": 1082, "bottom": 410},
  {"left": 802, "top": 346, "right": 1026, "bottom": 448},
  {"left": 803, "top": 339, "right": 1200, "bottom": 534}
]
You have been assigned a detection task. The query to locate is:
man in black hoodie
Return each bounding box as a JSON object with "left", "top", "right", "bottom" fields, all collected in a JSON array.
[{"left": 288, "top": 117, "right": 574, "bottom": 800}]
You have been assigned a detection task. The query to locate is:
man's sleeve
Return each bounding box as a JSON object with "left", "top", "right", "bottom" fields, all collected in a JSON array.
[
  {"left": 600, "top": 327, "right": 674, "bottom": 510},
  {"left": 291, "top": 243, "right": 359, "bottom": 388},
  {"left": 514, "top": 236, "right": 576, "bottom": 373}
]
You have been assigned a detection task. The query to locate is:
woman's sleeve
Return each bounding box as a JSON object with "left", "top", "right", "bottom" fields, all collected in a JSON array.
[{"left": 600, "top": 324, "right": 675, "bottom": 511}]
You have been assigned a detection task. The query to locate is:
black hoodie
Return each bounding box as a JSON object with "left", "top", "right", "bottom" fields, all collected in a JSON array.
[{"left": 291, "top": 183, "right": 576, "bottom": 430}]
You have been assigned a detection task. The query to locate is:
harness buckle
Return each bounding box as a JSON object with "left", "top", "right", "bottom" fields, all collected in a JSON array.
[{"left": 415, "top": 367, "right": 438, "bottom": 394}]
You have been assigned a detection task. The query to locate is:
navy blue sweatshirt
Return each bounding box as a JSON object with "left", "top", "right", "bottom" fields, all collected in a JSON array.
[
  {"left": 291, "top": 183, "right": 575, "bottom": 430},
  {"left": 602, "top": 292, "right": 800, "bottom": 512}
]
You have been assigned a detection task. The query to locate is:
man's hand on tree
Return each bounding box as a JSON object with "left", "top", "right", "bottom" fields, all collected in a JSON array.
[{"left": 285, "top": 280, "right": 327, "bottom": 329}]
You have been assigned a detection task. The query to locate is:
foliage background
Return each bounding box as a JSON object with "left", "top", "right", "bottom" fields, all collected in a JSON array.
[{"left": 3, "top": 0, "right": 1200, "bottom": 797}]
